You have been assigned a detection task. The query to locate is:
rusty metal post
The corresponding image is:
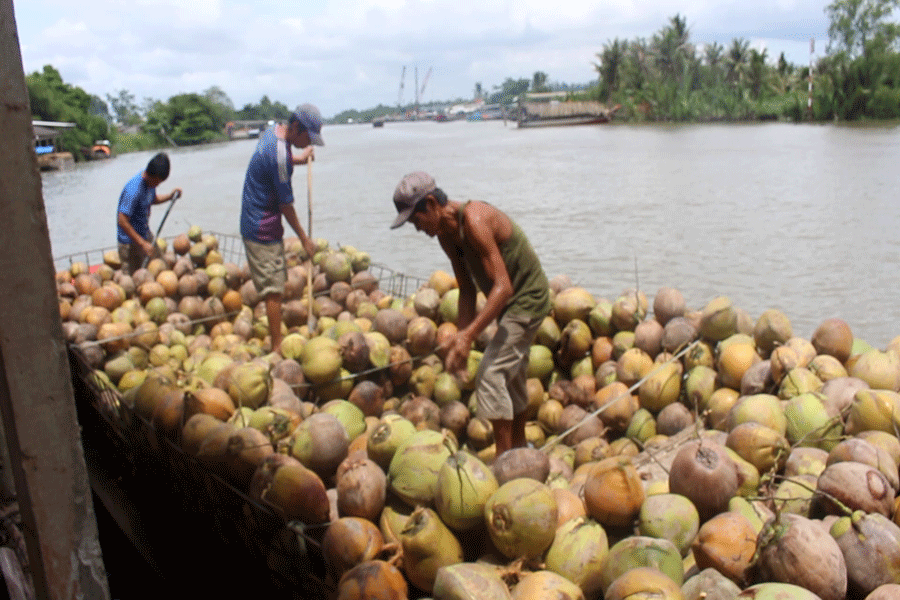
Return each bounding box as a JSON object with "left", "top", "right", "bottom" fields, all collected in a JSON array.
[{"left": 0, "top": 2, "right": 111, "bottom": 599}]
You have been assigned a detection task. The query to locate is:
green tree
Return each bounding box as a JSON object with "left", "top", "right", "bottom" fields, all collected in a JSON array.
[
  {"left": 595, "top": 38, "right": 627, "bottom": 101},
  {"left": 107, "top": 89, "right": 142, "bottom": 125},
  {"left": 143, "top": 93, "right": 228, "bottom": 146},
  {"left": 26, "top": 65, "right": 111, "bottom": 159},
  {"left": 826, "top": 0, "right": 900, "bottom": 58},
  {"left": 531, "top": 71, "right": 549, "bottom": 92}
]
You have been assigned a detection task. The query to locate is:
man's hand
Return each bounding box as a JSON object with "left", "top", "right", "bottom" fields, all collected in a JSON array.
[
  {"left": 303, "top": 239, "right": 316, "bottom": 261},
  {"left": 139, "top": 238, "right": 155, "bottom": 258},
  {"left": 293, "top": 147, "right": 315, "bottom": 165},
  {"left": 441, "top": 331, "right": 473, "bottom": 382}
]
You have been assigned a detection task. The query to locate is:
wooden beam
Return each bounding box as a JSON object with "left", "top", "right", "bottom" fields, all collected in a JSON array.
[{"left": 0, "top": 2, "right": 110, "bottom": 599}]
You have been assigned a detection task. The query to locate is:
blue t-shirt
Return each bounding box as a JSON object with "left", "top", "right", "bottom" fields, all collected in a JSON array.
[
  {"left": 240, "top": 128, "right": 294, "bottom": 243},
  {"left": 116, "top": 171, "right": 156, "bottom": 244}
]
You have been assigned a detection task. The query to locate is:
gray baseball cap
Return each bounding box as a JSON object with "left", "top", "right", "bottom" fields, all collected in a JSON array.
[
  {"left": 293, "top": 103, "right": 324, "bottom": 146},
  {"left": 391, "top": 171, "right": 436, "bottom": 229}
]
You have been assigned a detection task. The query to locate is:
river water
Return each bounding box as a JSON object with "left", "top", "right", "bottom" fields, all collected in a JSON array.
[{"left": 42, "top": 119, "right": 900, "bottom": 349}]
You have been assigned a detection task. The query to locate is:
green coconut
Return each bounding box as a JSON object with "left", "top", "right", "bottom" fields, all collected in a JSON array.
[
  {"left": 587, "top": 299, "right": 614, "bottom": 337},
  {"left": 399, "top": 506, "right": 464, "bottom": 594},
  {"left": 301, "top": 336, "right": 343, "bottom": 384},
  {"left": 439, "top": 288, "right": 460, "bottom": 324},
  {"left": 388, "top": 429, "right": 457, "bottom": 507},
  {"left": 544, "top": 516, "right": 609, "bottom": 599},
  {"left": 322, "top": 251, "right": 352, "bottom": 284},
  {"left": 726, "top": 421, "right": 790, "bottom": 475},
  {"left": 226, "top": 360, "right": 272, "bottom": 409},
  {"left": 638, "top": 361, "right": 682, "bottom": 413},
  {"left": 435, "top": 451, "right": 498, "bottom": 531},
  {"left": 753, "top": 309, "right": 794, "bottom": 357},
  {"left": 484, "top": 478, "right": 558, "bottom": 559},
  {"left": 778, "top": 367, "right": 824, "bottom": 400},
  {"left": 846, "top": 389, "right": 900, "bottom": 435},
  {"left": 783, "top": 392, "right": 842, "bottom": 451},
  {"left": 727, "top": 393, "right": 787, "bottom": 436},
  {"left": 526, "top": 344, "right": 554, "bottom": 382},
  {"left": 698, "top": 296, "right": 736, "bottom": 342},
  {"left": 600, "top": 536, "right": 683, "bottom": 594},
  {"left": 638, "top": 493, "right": 700, "bottom": 557},
  {"left": 321, "top": 399, "right": 367, "bottom": 441},
  {"left": 605, "top": 567, "right": 684, "bottom": 600},
  {"left": 848, "top": 348, "right": 900, "bottom": 391},
  {"left": 367, "top": 417, "right": 417, "bottom": 470},
  {"left": 535, "top": 315, "right": 562, "bottom": 349},
  {"left": 432, "top": 562, "right": 513, "bottom": 600}
]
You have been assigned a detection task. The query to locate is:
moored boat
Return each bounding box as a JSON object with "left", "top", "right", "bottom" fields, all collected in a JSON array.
[{"left": 516, "top": 101, "right": 620, "bottom": 128}]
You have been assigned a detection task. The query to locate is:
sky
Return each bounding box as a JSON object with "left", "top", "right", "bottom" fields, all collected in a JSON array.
[{"left": 12, "top": 0, "right": 830, "bottom": 119}]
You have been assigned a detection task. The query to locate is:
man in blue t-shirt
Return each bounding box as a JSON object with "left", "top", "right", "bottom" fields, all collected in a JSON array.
[
  {"left": 240, "top": 103, "right": 323, "bottom": 354},
  {"left": 116, "top": 152, "right": 182, "bottom": 273}
]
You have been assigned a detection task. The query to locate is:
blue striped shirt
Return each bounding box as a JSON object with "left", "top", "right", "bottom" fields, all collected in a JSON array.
[{"left": 240, "top": 127, "right": 294, "bottom": 243}]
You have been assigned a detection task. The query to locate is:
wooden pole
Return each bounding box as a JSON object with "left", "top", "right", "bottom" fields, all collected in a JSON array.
[{"left": 0, "top": 2, "right": 110, "bottom": 598}]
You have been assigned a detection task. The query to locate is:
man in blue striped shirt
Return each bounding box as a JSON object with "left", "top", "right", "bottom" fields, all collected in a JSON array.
[{"left": 240, "top": 103, "right": 323, "bottom": 354}]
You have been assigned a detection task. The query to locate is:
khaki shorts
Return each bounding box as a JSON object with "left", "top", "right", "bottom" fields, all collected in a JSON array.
[
  {"left": 243, "top": 238, "right": 286, "bottom": 298},
  {"left": 119, "top": 242, "right": 146, "bottom": 275},
  {"left": 475, "top": 312, "right": 543, "bottom": 421}
]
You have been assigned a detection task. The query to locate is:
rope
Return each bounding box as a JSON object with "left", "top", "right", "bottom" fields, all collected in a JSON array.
[{"left": 539, "top": 339, "right": 700, "bottom": 452}]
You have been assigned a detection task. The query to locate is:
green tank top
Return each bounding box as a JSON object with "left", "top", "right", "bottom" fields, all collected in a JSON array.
[{"left": 457, "top": 201, "right": 551, "bottom": 319}]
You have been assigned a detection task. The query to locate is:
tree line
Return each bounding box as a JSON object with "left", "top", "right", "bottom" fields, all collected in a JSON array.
[{"left": 26, "top": 0, "right": 900, "bottom": 159}]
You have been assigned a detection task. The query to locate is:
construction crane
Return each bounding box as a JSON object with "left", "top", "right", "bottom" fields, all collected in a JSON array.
[
  {"left": 414, "top": 66, "right": 432, "bottom": 119},
  {"left": 398, "top": 66, "right": 405, "bottom": 109}
]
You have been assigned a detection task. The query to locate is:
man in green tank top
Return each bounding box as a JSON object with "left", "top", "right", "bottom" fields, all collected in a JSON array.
[{"left": 390, "top": 172, "right": 551, "bottom": 457}]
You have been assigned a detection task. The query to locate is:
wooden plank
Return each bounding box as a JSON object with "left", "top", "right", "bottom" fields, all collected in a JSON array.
[{"left": 0, "top": 2, "right": 110, "bottom": 598}]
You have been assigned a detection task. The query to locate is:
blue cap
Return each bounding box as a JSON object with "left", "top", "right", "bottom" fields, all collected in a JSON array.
[{"left": 293, "top": 103, "right": 324, "bottom": 146}]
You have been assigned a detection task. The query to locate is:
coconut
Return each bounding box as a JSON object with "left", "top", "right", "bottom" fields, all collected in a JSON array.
[
  {"left": 553, "top": 287, "right": 596, "bottom": 325},
  {"left": 661, "top": 317, "right": 697, "bottom": 353},
  {"left": 527, "top": 344, "right": 554, "bottom": 381},
  {"left": 336, "top": 560, "right": 408, "bottom": 600},
  {"left": 544, "top": 516, "right": 608, "bottom": 598},
  {"left": 184, "top": 387, "right": 236, "bottom": 421},
  {"left": 484, "top": 478, "right": 557, "bottom": 559},
  {"left": 634, "top": 318, "right": 665, "bottom": 357},
  {"left": 755, "top": 513, "right": 847, "bottom": 600},
  {"left": 491, "top": 447, "right": 550, "bottom": 486},
  {"left": 557, "top": 404, "right": 605, "bottom": 446},
  {"left": 434, "top": 451, "right": 498, "bottom": 531},
  {"left": 388, "top": 429, "right": 456, "bottom": 507},
  {"left": 831, "top": 511, "right": 900, "bottom": 596},
  {"left": 727, "top": 393, "right": 786, "bottom": 435},
  {"left": 668, "top": 440, "right": 739, "bottom": 521},
  {"left": 638, "top": 361, "right": 682, "bottom": 413},
  {"left": 848, "top": 349, "right": 900, "bottom": 391},
  {"left": 682, "top": 568, "right": 742, "bottom": 600},
  {"left": 655, "top": 402, "right": 694, "bottom": 436},
  {"left": 512, "top": 570, "right": 585, "bottom": 600},
  {"left": 638, "top": 493, "right": 700, "bottom": 557},
  {"left": 846, "top": 389, "right": 900, "bottom": 435},
  {"left": 367, "top": 416, "right": 416, "bottom": 470},
  {"left": 600, "top": 536, "right": 683, "bottom": 594},
  {"left": 610, "top": 290, "right": 647, "bottom": 332},
  {"left": 182, "top": 414, "right": 229, "bottom": 456},
  {"left": 285, "top": 412, "right": 350, "bottom": 481},
  {"left": 336, "top": 456, "right": 386, "bottom": 522},
  {"left": 323, "top": 516, "right": 384, "bottom": 583},
  {"left": 583, "top": 456, "right": 644, "bottom": 528},
  {"left": 226, "top": 360, "right": 272, "bottom": 409},
  {"left": 586, "top": 299, "right": 613, "bottom": 338},
  {"left": 557, "top": 319, "right": 593, "bottom": 366},
  {"left": 691, "top": 511, "right": 756, "bottom": 586},
  {"left": 605, "top": 567, "right": 683, "bottom": 600},
  {"left": 398, "top": 394, "right": 441, "bottom": 431},
  {"left": 400, "top": 506, "right": 464, "bottom": 594},
  {"left": 813, "top": 460, "right": 895, "bottom": 517},
  {"left": 726, "top": 421, "right": 790, "bottom": 474},
  {"left": 698, "top": 296, "right": 736, "bottom": 342},
  {"left": 653, "top": 287, "right": 685, "bottom": 326},
  {"left": 736, "top": 583, "right": 824, "bottom": 599},
  {"left": 811, "top": 317, "right": 854, "bottom": 363}
]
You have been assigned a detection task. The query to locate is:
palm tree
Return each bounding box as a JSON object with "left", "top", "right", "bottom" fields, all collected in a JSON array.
[{"left": 726, "top": 38, "right": 751, "bottom": 89}]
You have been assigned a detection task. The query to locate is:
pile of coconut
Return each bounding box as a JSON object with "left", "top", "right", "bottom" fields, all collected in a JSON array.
[{"left": 56, "top": 226, "right": 900, "bottom": 600}]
